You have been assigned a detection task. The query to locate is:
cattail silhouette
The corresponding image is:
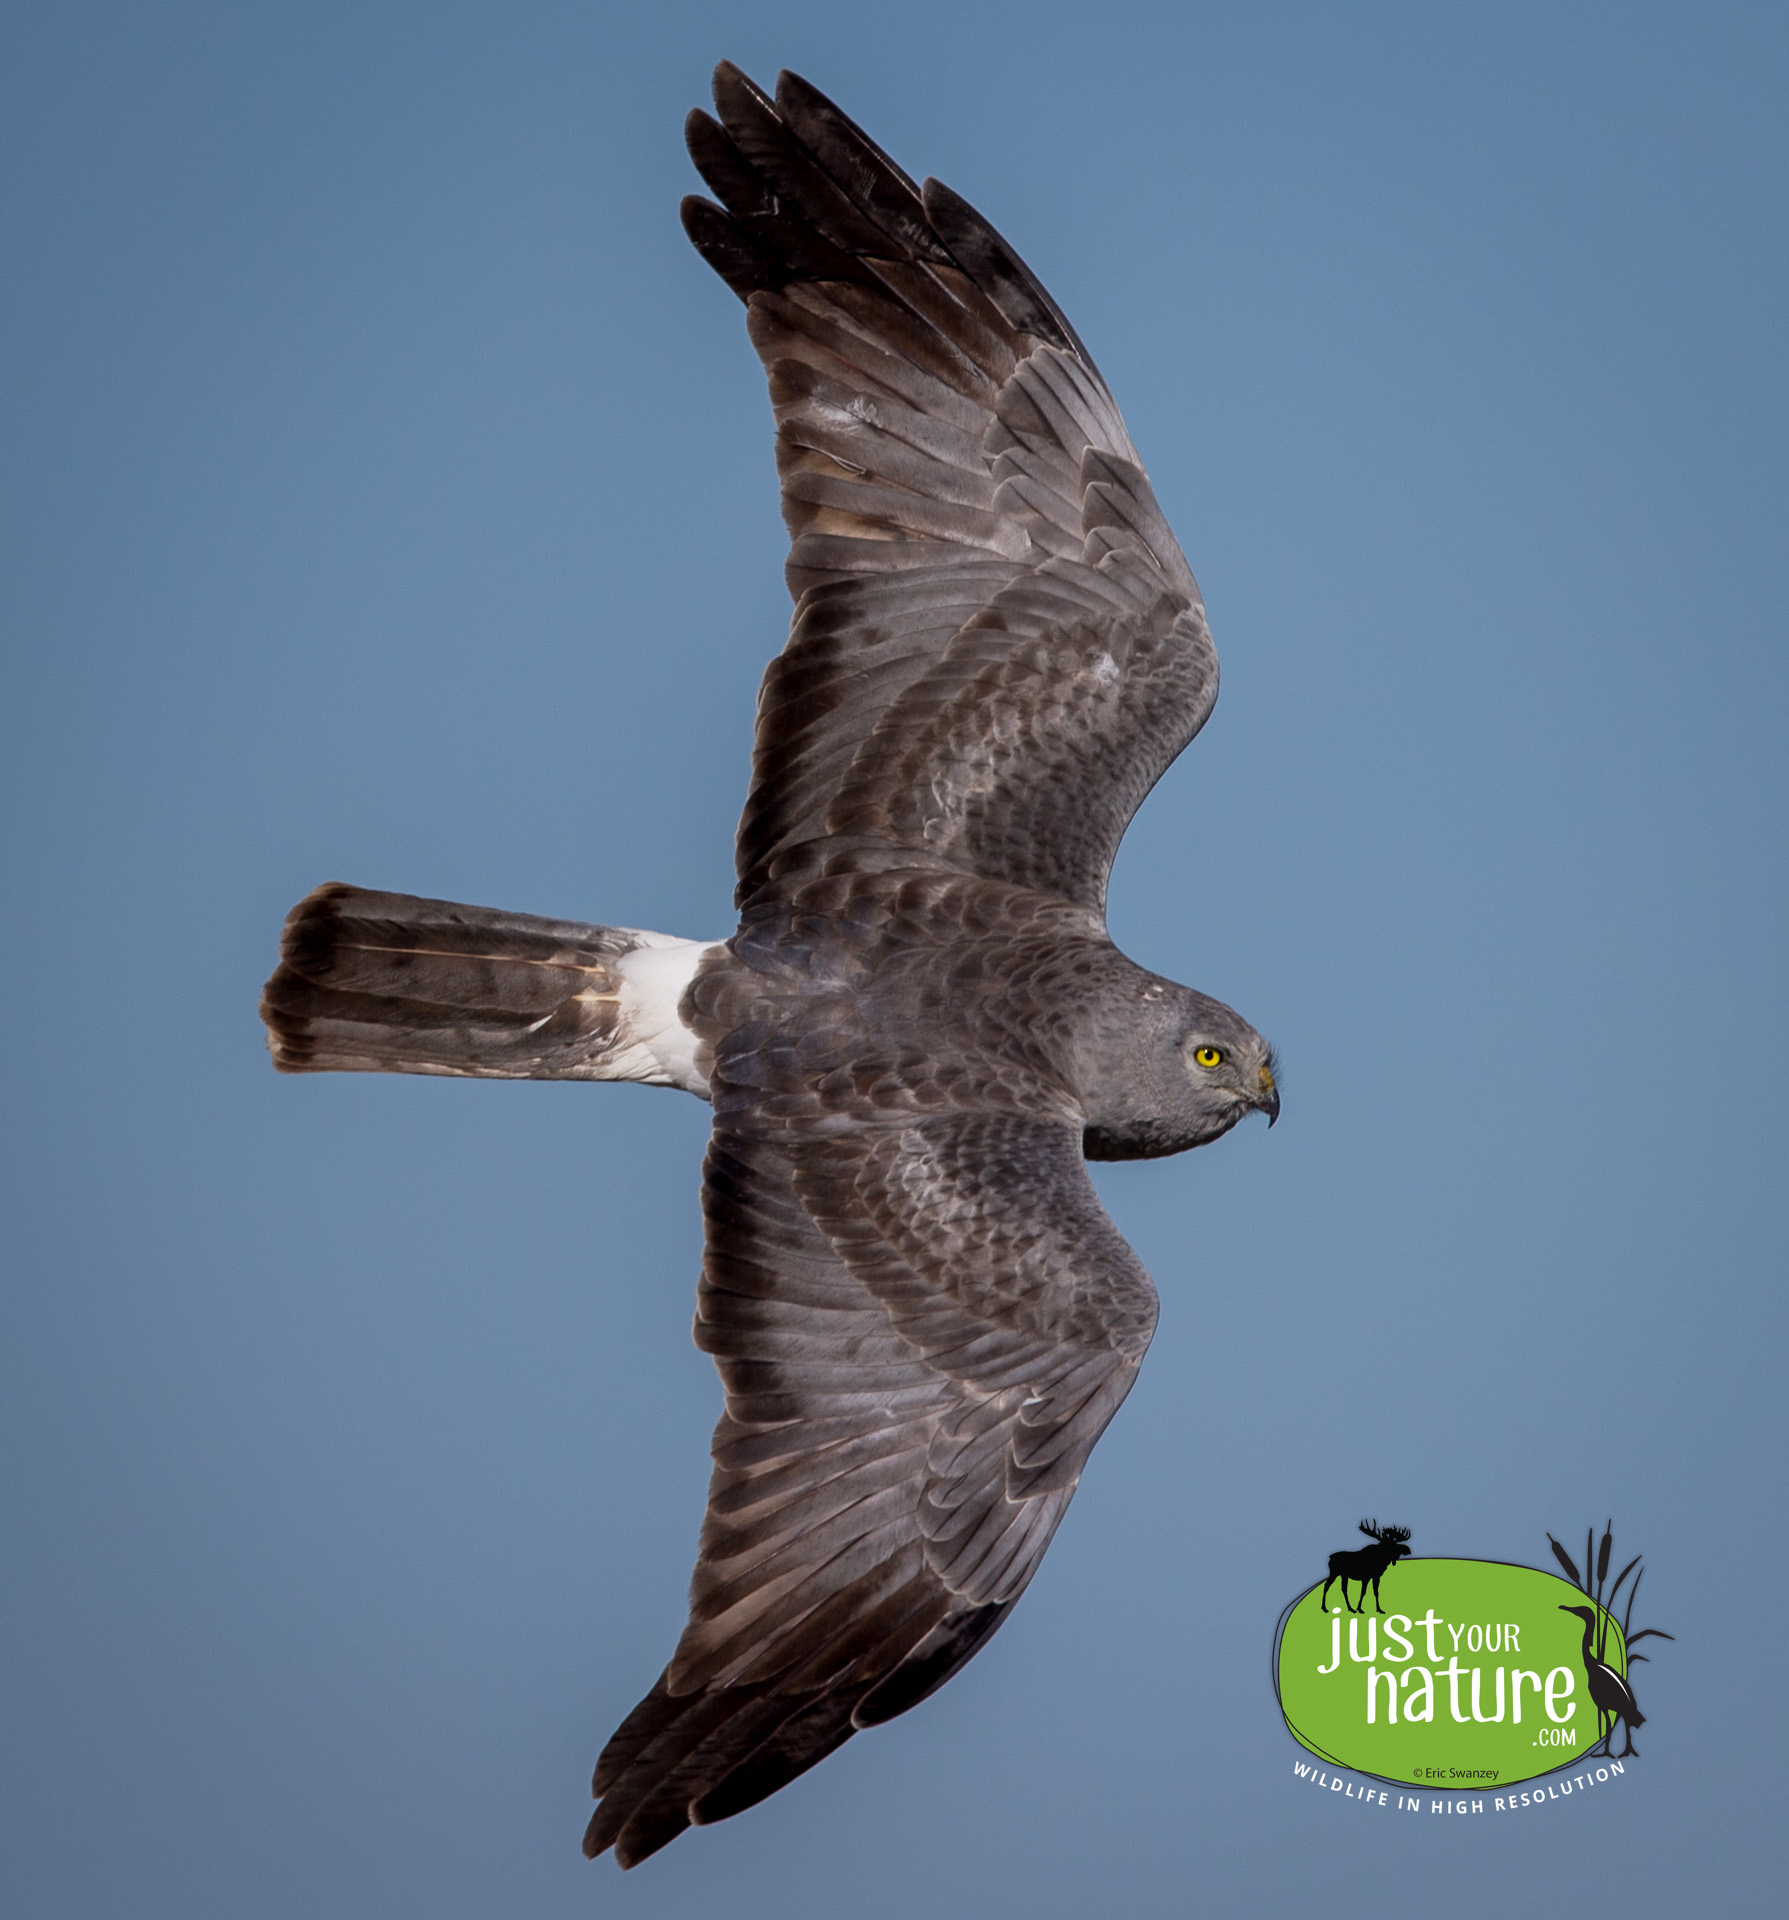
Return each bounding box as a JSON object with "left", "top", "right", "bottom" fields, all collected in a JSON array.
[
  {"left": 1620, "top": 1569, "right": 1674, "bottom": 1668},
  {"left": 1608, "top": 1554, "right": 1641, "bottom": 1610}
]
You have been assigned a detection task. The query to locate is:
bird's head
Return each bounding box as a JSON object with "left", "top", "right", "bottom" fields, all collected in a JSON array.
[
  {"left": 1559, "top": 1605, "right": 1597, "bottom": 1626},
  {"left": 1178, "top": 1001, "right": 1280, "bottom": 1137},
  {"left": 1080, "top": 982, "right": 1279, "bottom": 1160}
]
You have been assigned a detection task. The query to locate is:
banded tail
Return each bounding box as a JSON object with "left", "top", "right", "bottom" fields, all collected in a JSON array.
[{"left": 260, "top": 883, "right": 722, "bottom": 1094}]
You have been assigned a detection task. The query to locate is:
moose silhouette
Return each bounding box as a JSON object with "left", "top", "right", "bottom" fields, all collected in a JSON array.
[{"left": 1320, "top": 1520, "right": 1412, "bottom": 1614}]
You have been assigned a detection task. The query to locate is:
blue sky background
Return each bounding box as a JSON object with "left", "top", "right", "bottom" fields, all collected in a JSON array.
[{"left": 3, "top": 3, "right": 1784, "bottom": 1914}]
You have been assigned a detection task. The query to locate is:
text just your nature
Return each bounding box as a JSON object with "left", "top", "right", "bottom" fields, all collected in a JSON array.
[{"left": 1319, "top": 1608, "right": 1581, "bottom": 1737}]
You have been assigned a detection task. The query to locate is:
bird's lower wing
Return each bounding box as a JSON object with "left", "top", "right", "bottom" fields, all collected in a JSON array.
[{"left": 584, "top": 1114, "right": 1156, "bottom": 1867}]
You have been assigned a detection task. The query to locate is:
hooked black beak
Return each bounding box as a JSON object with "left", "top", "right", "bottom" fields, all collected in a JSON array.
[{"left": 1256, "top": 1065, "right": 1279, "bottom": 1128}]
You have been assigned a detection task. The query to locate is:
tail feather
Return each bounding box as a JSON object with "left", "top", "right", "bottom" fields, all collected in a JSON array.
[{"left": 260, "top": 883, "right": 716, "bottom": 1087}]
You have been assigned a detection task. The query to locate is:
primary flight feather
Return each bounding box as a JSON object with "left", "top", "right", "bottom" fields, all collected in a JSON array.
[{"left": 260, "top": 62, "right": 1278, "bottom": 1868}]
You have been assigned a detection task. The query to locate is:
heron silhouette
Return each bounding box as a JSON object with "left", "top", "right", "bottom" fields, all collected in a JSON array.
[{"left": 1560, "top": 1604, "right": 1644, "bottom": 1757}]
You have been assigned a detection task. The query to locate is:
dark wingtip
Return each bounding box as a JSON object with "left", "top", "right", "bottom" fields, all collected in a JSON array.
[
  {"left": 583, "top": 1803, "right": 687, "bottom": 1870},
  {"left": 772, "top": 68, "right": 945, "bottom": 263},
  {"left": 680, "top": 195, "right": 786, "bottom": 300},
  {"left": 920, "top": 176, "right": 1099, "bottom": 371},
  {"left": 711, "top": 58, "right": 777, "bottom": 128}
]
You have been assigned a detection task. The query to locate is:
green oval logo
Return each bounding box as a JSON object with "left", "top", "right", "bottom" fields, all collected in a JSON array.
[{"left": 1274, "top": 1559, "right": 1629, "bottom": 1789}]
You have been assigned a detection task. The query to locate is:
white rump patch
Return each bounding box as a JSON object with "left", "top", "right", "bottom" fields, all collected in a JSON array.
[{"left": 604, "top": 933, "right": 725, "bottom": 1098}]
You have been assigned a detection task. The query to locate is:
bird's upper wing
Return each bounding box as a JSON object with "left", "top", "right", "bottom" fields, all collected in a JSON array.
[
  {"left": 583, "top": 1108, "right": 1156, "bottom": 1867},
  {"left": 685, "top": 65, "right": 1218, "bottom": 917}
]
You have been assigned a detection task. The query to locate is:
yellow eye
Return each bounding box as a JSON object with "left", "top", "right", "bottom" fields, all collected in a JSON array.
[{"left": 1194, "top": 1046, "right": 1223, "bottom": 1068}]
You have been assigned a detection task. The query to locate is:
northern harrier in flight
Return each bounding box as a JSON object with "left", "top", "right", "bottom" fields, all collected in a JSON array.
[{"left": 262, "top": 63, "right": 1279, "bottom": 1867}]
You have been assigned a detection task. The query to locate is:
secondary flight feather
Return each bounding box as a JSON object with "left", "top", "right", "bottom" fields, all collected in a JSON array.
[{"left": 260, "top": 62, "right": 1278, "bottom": 1868}]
